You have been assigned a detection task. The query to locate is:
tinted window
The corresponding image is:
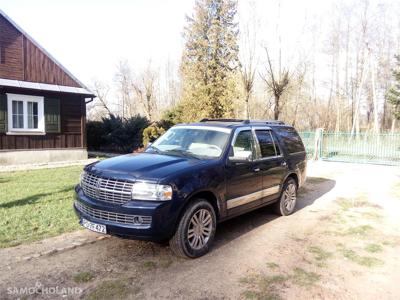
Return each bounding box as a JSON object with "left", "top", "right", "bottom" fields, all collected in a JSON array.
[
  {"left": 232, "top": 130, "right": 254, "bottom": 159},
  {"left": 271, "top": 133, "right": 281, "bottom": 155},
  {"left": 275, "top": 127, "right": 305, "bottom": 154},
  {"left": 255, "top": 130, "right": 276, "bottom": 158}
]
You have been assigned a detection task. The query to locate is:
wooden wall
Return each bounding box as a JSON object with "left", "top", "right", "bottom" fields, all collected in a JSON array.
[
  {"left": 0, "top": 14, "right": 24, "bottom": 80},
  {"left": 0, "top": 89, "right": 86, "bottom": 150},
  {"left": 0, "top": 14, "right": 81, "bottom": 88}
]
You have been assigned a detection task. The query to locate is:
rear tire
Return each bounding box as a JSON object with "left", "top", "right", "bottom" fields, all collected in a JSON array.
[
  {"left": 169, "top": 199, "right": 217, "bottom": 258},
  {"left": 274, "top": 178, "right": 297, "bottom": 216}
]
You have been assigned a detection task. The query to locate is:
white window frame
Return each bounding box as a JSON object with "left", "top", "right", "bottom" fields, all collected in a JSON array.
[{"left": 7, "top": 93, "right": 45, "bottom": 134}]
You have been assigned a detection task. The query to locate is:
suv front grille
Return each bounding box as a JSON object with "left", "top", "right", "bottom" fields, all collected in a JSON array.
[
  {"left": 81, "top": 172, "right": 133, "bottom": 205},
  {"left": 75, "top": 201, "right": 152, "bottom": 227}
]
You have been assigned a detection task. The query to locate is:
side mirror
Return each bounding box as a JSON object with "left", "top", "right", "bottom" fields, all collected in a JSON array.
[{"left": 228, "top": 153, "right": 252, "bottom": 163}]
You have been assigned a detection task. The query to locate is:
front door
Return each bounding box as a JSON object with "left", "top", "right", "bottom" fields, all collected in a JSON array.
[{"left": 225, "top": 128, "right": 263, "bottom": 215}]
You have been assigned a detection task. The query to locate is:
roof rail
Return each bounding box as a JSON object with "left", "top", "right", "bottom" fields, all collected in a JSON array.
[
  {"left": 199, "top": 118, "right": 250, "bottom": 124},
  {"left": 264, "top": 120, "right": 285, "bottom": 125},
  {"left": 199, "top": 118, "right": 285, "bottom": 125}
]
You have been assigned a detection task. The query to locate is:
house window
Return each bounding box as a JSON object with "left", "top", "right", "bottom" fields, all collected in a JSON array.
[{"left": 7, "top": 94, "right": 44, "bottom": 134}]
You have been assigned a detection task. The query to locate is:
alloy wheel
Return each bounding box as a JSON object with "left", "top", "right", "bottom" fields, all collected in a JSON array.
[
  {"left": 282, "top": 182, "right": 297, "bottom": 212},
  {"left": 187, "top": 209, "right": 213, "bottom": 250}
]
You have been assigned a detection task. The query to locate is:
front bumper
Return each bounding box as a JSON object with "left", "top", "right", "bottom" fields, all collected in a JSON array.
[{"left": 74, "top": 185, "right": 178, "bottom": 241}]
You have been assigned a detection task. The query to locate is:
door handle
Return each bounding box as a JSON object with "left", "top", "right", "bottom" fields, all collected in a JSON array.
[
  {"left": 281, "top": 161, "right": 287, "bottom": 166},
  {"left": 253, "top": 167, "right": 260, "bottom": 172}
]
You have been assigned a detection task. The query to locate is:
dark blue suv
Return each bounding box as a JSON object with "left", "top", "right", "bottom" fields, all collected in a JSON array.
[{"left": 74, "top": 119, "right": 307, "bottom": 258}]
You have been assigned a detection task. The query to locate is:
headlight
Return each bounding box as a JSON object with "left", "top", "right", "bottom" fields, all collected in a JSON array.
[
  {"left": 80, "top": 171, "right": 87, "bottom": 185},
  {"left": 131, "top": 182, "right": 173, "bottom": 201}
]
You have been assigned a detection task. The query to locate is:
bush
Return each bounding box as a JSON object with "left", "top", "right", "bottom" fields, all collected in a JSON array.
[
  {"left": 86, "top": 115, "right": 150, "bottom": 153},
  {"left": 86, "top": 121, "right": 105, "bottom": 150},
  {"left": 143, "top": 125, "right": 165, "bottom": 146}
]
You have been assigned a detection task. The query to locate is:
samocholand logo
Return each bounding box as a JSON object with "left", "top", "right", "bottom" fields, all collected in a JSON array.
[{"left": 7, "top": 282, "right": 82, "bottom": 296}]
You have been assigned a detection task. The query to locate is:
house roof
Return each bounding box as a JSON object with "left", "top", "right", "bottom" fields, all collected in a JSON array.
[
  {"left": 0, "top": 78, "right": 94, "bottom": 96},
  {"left": 0, "top": 9, "right": 94, "bottom": 97}
]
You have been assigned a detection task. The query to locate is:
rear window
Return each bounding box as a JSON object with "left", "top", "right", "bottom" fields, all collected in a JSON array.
[{"left": 275, "top": 127, "right": 305, "bottom": 154}]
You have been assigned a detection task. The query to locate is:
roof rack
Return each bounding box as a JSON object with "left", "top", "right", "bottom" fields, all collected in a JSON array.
[
  {"left": 199, "top": 118, "right": 250, "bottom": 124},
  {"left": 199, "top": 118, "right": 285, "bottom": 125}
]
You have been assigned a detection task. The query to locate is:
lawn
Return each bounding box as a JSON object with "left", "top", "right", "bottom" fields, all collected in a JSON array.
[{"left": 0, "top": 166, "right": 84, "bottom": 248}]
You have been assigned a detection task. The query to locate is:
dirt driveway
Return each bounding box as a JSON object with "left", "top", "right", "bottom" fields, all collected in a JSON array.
[{"left": 1, "top": 161, "right": 400, "bottom": 300}]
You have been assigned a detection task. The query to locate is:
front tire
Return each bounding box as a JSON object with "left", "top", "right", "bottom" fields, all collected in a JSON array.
[
  {"left": 274, "top": 178, "right": 297, "bottom": 216},
  {"left": 169, "top": 199, "right": 217, "bottom": 258}
]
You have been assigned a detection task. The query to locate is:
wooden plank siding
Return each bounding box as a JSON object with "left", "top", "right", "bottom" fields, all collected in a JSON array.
[
  {"left": 0, "top": 14, "right": 24, "bottom": 80},
  {"left": 0, "top": 89, "right": 86, "bottom": 150},
  {"left": 0, "top": 14, "right": 81, "bottom": 87},
  {"left": 0, "top": 13, "right": 89, "bottom": 152}
]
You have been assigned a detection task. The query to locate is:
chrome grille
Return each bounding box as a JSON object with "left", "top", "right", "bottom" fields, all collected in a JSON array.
[
  {"left": 81, "top": 172, "right": 134, "bottom": 205},
  {"left": 75, "top": 201, "right": 152, "bottom": 227}
]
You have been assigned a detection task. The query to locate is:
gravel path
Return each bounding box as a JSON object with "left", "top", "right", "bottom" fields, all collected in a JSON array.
[{"left": 0, "top": 161, "right": 399, "bottom": 300}]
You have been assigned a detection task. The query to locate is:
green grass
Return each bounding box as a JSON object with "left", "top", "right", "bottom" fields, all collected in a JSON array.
[
  {"left": 345, "top": 225, "right": 373, "bottom": 236},
  {"left": 240, "top": 273, "right": 286, "bottom": 300},
  {"left": 337, "top": 245, "right": 383, "bottom": 267},
  {"left": 266, "top": 262, "right": 279, "bottom": 269},
  {"left": 85, "top": 280, "right": 132, "bottom": 300},
  {"left": 142, "top": 260, "right": 157, "bottom": 269},
  {"left": 0, "top": 166, "right": 83, "bottom": 248},
  {"left": 73, "top": 271, "right": 95, "bottom": 283},
  {"left": 292, "top": 268, "right": 321, "bottom": 286},
  {"left": 308, "top": 246, "right": 333, "bottom": 261},
  {"left": 364, "top": 243, "right": 383, "bottom": 253}
]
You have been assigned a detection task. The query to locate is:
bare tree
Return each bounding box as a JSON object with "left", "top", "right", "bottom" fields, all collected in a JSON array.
[
  {"left": 114, "top": 60, "right": 135, "bottom": 118},
  {"left": 260, "top": 47, "right": 290, "bottom": 120},
  {"left": 239, "top": 1, "right": 258, "bottom": 119},
  {"left": 132, "top": 64, "right": 158, "bottom": 121}
]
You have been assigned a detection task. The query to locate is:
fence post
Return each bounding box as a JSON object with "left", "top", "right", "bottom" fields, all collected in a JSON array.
[{"left": 313, "top": 128, "right": 324, "bottom": 160}]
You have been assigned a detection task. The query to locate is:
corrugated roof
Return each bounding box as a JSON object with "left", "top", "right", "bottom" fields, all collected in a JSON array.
[{"left": 0, "top": 9, "right": 94, "bottom": 96}]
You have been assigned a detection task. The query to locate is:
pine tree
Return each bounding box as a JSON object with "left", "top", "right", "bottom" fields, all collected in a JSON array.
[
  {"left": 179, "top": 0, "right": 239, "bottom": 122},
  {"left": 387, "top": 55, "right": 400, "bottom": 120}
]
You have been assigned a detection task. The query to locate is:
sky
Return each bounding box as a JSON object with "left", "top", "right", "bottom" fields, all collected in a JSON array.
[
  {"left": 1, "top": 0, "right": 196, "bottom": 85},
  {"left": 1, "top": 0, "right": 337, "bottom": 87}
]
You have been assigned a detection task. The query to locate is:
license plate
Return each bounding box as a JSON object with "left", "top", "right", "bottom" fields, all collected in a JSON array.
[{"left": 81, "top": 218, "right": 107, "bottom": 234}]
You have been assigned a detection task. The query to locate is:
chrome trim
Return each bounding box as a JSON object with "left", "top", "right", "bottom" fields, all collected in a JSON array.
[
  {"left": 75, "top": 201, "right": 152, "bottom": 228},
  {"left": 227, "top": 185, "right": 280, "bottom": 209},
  {"left": 81, "top": 172, "right": 134, "bottom": 205}
]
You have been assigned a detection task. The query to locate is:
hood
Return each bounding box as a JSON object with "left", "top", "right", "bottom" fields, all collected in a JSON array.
[{"left": 88, "top": 153, "right": 208, "bottom": 181}]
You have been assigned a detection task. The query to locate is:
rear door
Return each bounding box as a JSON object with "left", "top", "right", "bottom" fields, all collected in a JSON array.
[
  {"left": 225, "top": 127, "right": 264, "bottom": 215},
  {"left": 253, "top": 128, "right": 287, "bottom": 203}
]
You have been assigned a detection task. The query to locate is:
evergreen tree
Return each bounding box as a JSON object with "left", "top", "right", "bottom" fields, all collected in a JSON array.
[
  {"left": 387, "top": 55, "right": 400, "bottom": 120},
  {"left": 179, "top": 0, "right": 239, "bottom": 122}
]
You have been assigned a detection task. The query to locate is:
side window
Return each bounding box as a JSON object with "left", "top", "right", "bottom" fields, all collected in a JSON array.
[
  {"left": 276, "top": 127, "right": 305, "bottom": 154},
  {"left": 232, "top": 130, "right": 254, "bottom": 159},
  {"left": 271, "top": 132, "right": 281, "bottom": 156},
  {"left": 255, "top": 130, "right": 276, "bottom": 158}
]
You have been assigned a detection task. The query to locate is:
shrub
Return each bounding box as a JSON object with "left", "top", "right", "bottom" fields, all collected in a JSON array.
[
  {"left": 86, "top": 115, "right": 150, "bottom": 153},
  {"left": 143, "top": 125, "right": 165, "bottom": 146},
  {"left": 86, "top": 121, "right": 105, "bottom": 150}
]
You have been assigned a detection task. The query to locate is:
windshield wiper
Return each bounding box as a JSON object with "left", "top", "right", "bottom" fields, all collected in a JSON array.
[
  {"left": 146, "top": 145, "right": 163, "bottom": 154},
  {"left": 164, "top": 149, "right": 200, "bottom": 160}
]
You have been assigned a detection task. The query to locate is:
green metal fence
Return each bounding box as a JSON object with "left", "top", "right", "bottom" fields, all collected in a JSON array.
[
  {"left": 298, "top": 131, "right": 315, "bottom": 159},
  {"left": 299, "top": 131, "right": 400, "bottom": 165}
]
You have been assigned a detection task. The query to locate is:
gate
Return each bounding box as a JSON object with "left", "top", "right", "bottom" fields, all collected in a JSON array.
[{"left": 299, "top": 131, "right": 400, "bottom": 166}]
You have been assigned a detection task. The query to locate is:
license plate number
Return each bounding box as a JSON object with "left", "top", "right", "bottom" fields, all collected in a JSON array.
[{"left": 81, "top": 218, "right": 107, "bottom": 234}]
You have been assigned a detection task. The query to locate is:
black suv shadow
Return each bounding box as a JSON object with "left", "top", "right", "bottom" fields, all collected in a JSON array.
[{"left": 212, "top": 177, "right": 336, "bottom": 249}]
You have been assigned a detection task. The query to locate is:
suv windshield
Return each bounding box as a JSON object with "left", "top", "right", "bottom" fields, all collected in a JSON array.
[{"left": 147, "top": 127, "right": 231, "bottom": 159}]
